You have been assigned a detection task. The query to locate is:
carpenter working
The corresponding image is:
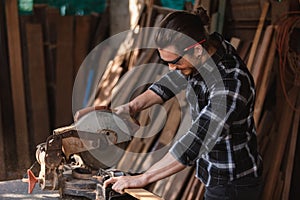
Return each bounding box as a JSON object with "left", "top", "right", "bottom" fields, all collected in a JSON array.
[{"left": 103, "top": 8, "right": 263, "bottom": 200}]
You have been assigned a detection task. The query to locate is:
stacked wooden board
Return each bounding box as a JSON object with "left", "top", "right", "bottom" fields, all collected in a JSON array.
[{"left": 0, "top": 0, "right": 109, "bottom": 180}]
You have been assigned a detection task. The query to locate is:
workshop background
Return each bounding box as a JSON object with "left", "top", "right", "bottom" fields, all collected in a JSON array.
[{"left": 0, "top": 0, "right": 299, "bottom": 199}]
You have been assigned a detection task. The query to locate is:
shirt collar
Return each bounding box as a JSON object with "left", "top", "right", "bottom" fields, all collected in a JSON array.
[{"left": 190, "top": 32, "right": 225, "bottom": 79}]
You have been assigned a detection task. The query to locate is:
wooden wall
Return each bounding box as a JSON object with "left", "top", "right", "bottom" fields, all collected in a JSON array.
[{"left": 0, "top": 0, "right": 109, "bottom": 180}]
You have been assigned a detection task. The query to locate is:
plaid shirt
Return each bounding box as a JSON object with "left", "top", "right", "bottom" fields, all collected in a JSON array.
[{"left": 149, "top": 33, "right": 262, "bottom": 186}]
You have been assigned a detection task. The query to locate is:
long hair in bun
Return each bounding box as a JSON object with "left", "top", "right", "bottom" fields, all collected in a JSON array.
[{"left": 155, "top": 7, "right": 210, "bottom": 51}]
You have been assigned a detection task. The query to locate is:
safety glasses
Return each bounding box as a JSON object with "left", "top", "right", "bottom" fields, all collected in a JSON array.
[{"left": 157, "top": 39, "right": 206, "bottom": 65}]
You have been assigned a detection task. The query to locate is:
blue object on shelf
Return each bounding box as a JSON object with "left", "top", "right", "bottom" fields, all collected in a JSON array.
[{"left": 160, "top": 0, "right": 194, "bottom": 10}]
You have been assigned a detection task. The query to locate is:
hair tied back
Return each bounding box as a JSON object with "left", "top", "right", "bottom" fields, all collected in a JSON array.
[{"left": 193, "top": 6, "right": 210, "bottom": 26}]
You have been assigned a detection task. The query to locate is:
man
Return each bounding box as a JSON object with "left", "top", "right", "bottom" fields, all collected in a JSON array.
[{"left": 103, "top": 9, "right": 263, "bottom": 200}]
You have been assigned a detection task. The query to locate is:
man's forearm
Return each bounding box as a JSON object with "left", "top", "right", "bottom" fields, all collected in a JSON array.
[
  {"left": 142, "top": 152, "right": 186, "bottom": 185},
  {"left": 129, "top": 89, "right": 164, "bottom": 114}
]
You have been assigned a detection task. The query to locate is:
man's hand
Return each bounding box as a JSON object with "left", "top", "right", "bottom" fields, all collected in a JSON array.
[
  {"left": 103, "top": 153, "right": 186, "bottom": 194},
  {"left": 73, "top": 106, "right": 109, "bottom": 122},
  {"left": 103, "top": 174, "right": 148, "bottom": 194},
  {"left": 113, "top": 103, "right": 132, "bottom": 116}
]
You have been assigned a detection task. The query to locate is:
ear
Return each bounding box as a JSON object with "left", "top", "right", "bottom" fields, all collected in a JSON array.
[{"left": 193, "top": 44, "right": 203, "bottom": 57}]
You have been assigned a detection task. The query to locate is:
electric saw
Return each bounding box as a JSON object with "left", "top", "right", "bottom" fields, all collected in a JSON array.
[{"left": 22, "top": 107, "right": 141, "bottom": 199}]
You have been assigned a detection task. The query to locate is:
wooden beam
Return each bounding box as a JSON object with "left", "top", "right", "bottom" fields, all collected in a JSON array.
[
  {"left": 187, "top": 177, "right": 201, "bottom": 200},
  {"left": 90, "top": 10, "right": 109, "bottom": 49},
  {"left": 181, "top": 169, "right": 196, "bottom": 200},
  {"left": 5, "top": 0, "right": 31, "bottom": 169},
  {"left": 251, "top": 25, "right": 273, "bottom": 88},
  {"left": 33, "top": 5, "right": 60, "bottom": 129},
  {"left": 253, "top": 34, "right": 276, "bottom": 126},
  {"left": 74, "top": 15, "right": 92, "bottom": 77},
  {"left": 0, "top": 0, "right": 18, "bottom": 176},
  {"left": 55, "top": 16, "right": 74, "bottom": 127},
  {"left": 0, "top": 99, "right": 6, "bottom": 180},
  {"left": 230, "top": 37, "right": 241, "bottom": 51},
  {"left": 25, "top": 23, "right": 50, "bottom": 146},
  {"left": 163, "top": 167, "right": 192, "bottom": 199},
  {"left": 261, "top": 87, "right": 299, "bottom": 200},
  {"left": 73, "top": 16, "right": 92, "bottom": 110},
  {"left": 0, "top": 0, "right": 8, "bottom": 180},
  {"left": 238, "top": 40, "right": 251, "bottom": 62},
  {"left": 247, "top": 2, "right": 269, "bottom": 71},
  {"left": 125, "top": 188, "right": 164, "bottom": 200},
  {"left": 282, "top": 97, "right": 300, "bottom": 200}
]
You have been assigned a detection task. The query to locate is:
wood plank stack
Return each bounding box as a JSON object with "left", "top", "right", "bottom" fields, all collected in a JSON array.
[{"left": 0, "top": 0, "right": 109, "bottom": 180}]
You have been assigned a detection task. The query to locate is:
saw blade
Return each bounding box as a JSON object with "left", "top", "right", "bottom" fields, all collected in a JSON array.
[
  {"left": 75, "top": 109, "right": 132, "bottom": 143},
  {"left": 73, "top": 108, "right": 138, "bottom": 169}
]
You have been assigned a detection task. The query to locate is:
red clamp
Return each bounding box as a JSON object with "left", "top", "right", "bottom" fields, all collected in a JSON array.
[{"left": 22, "top": 169, "right": 39, "bottom": 194}]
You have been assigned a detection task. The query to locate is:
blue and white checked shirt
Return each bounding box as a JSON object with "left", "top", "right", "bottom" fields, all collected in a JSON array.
[{"left": 149, "top": 33, "right": 263, "bottom": 186}]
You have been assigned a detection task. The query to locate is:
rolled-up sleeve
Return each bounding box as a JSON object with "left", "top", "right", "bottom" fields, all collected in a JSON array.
[{"left": 149, "top": 70, "right": 187, "bottom": 102}]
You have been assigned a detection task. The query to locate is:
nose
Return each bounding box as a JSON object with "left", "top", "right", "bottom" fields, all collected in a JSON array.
[{"left": 168, "top": 64, "right": 177, "bottom": 70}]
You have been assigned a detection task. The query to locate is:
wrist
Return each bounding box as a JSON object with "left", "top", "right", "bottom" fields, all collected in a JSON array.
[
  {"left": 128, "top": 101, "right": 137, "bottom": 115},
  {"left": 140, "top": 173, "right": 151, "bottom": 186}
]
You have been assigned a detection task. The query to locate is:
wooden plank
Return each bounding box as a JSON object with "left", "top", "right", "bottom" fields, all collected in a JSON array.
[
  {"left": 0, "top": 0, "right": 17, "bottom": 175},
  {"left": 273, "top": 172, "right": 284, "bottom": 200},
  {"left": 55, "top": 16, "right": 74, "bottom": 127},
  {"left": 34, "top": 5, "right": 60, "bottom": 129},
  {"left": 0, "top": 99, "right": 6, "bottom": 180},
  {"left": 25, "top": 23, "right": 50, "bottom": 146},
  {"left": 0, "top": 1, "right": 6, "bottom": 180},
  {"left": 229, "top": 3, "right": 262, "bottom": 21},
  {"left": 251, "top": 25, "right": 273, "bottom": 87},
  {"left": 124, "top": 188, "right": 164, "bottom": 200},
  {"left": 282, "top": 99, "right": 300, "bottom": 200},
  {"left": 230, "top": 37, "right": 241, "bottom": 51},
  {"left": 133, "top": 101, "right": 174, "bottom": 172},
  {"left": 238, "top": 40, "right": 251, "bottom": 62},
  {"left": 257, "top": 110, "right": 274, "bottom": 141},
  {"left": 93, "top": 58, "right": 124, "bottom": 106},
  {"left": 116, "top": 109, "right": 149, "bottom": 171},
  {"left": 186, "top": 177, "right": 201, "bottom": 200},
  {"left": 5, "top": 0, "right": 31, "bottom": 169},
  {"left": 195, "top": 182, "right": 205, "bottom": 200},
  {"left": 93, "top": 13, "right": 162, "bottom": 108},
  {"left": 209, "top": 12, "right": 219, "bottom": 34},
  {"left": 74, "top": 16, "right": 92, "bottom": 77},
  {"left": 217, "top": 0, "right": 226, "bottom": 34},
  {"left": 253, "top": 35, "right": 276, "bottom": 126},
  {"left": 86, "top": 45, "right": 113, "bottom": 107},
  {"left": 181, "top": 169, "right": 196, "bottom": 200},
  {"left": 90, "top": 10, "right": 109, "bottom": 49},
  {"left": 132, "top": 79, "right": 177, "bottom": 171},
  {"left": 163, "top": 167, "right": 193, "bottom": 199},
  {"left": 246, "top": 2, "right": 269, "bottom": 71},
  {"left": 142, "top": 0, "right": 154, "bottom": 46},
  {"left": 73, "top": 16, "right": 92, "bottom": 110},
  {"left": 152, "top": 177, "right": 170, "bottom": 197},
  {"left": 116, "top": 67, "right": 172, "bottom": 172},
  {"left": 260, "top": 124, "right": 276, "bottom": 166},
  {"left": 261, "top": 87, "right": 299, "bottom": 200}
]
